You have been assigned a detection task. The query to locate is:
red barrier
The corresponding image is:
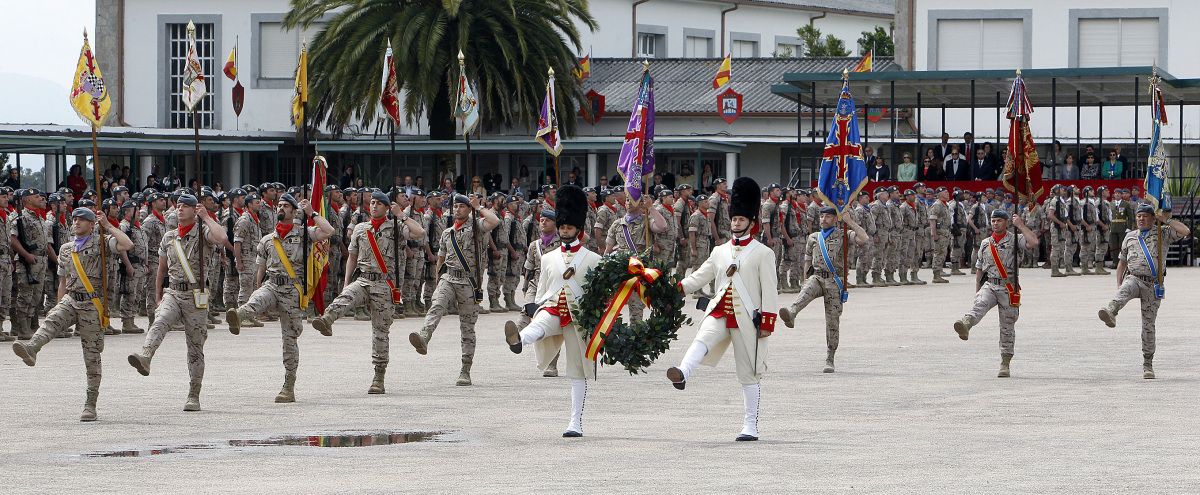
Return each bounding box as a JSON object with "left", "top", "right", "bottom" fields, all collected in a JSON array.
[{"left": 812, "top": 179, "right": 1144, "bottom": 200}]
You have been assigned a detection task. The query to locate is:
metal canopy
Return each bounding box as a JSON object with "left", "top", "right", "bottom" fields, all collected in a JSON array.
[
  {"left": 314, "top": 136, "right": 746, "bottom": 154},
  {"left": 771, "top": 66, "right": 1200, "bottom": 108}
]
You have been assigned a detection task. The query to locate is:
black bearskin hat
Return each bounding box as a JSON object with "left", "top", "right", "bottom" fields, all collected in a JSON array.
[
  {"left": 555, "top": 185, "right": 588, "bottom": 230},
  {"left": 729, "top": 177, "right": 760, "bottom": 221}
]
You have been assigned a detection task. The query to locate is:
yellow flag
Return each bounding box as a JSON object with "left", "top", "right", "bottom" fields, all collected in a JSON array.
[
  {"left": 223, "top": 45, "right": 238, "bottom": 81},
  {"left": 69, "top": 30, "right": 111, "bottom": 129},
  {"left": 712, "top": 53, "right": 731, "bottom": 89},
  {"left": 291, "top": 44, "right": 308, "bottom": 129}
]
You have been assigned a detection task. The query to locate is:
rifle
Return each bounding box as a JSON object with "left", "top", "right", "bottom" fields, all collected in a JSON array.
[
  {"left": 225, "top": 208, "right": 238, "bottom": 277},
  {"left": 392, "top": 209, "right": 401, "bottom": 303},
  {"left": 49, "top": 214, "right": 61, "bottom": 291},
  {"left": 14, "top": 214, "right": 39, "bottom": 285},
  {"left": 119, "top": 221, "right": 131, "bottom": 295}
]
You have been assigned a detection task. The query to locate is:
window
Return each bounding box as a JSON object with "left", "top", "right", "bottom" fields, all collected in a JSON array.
[
  {"left": 936, "top": 19, "right": 1023, "bottom": 70},
  {"left": 255, "top": 15, "right": 327, "bottom": 85},
  {"left": 774, "top": 43, "right": 801, "bottom": 57},
  {"left": 684, "top": 35, "right": 713, "bottom": 58},
  {"left": 731, "top": 40, "right": 758, "bottom": 58},
  {"left": 1078, "top": 18, "right": 1159, "bottom": 67},
  {"left": 167, "top": 22, "right": 215, "bottom": 129},
  {"left": 638, "top": 33, "right": 663, "bottom": 58}
]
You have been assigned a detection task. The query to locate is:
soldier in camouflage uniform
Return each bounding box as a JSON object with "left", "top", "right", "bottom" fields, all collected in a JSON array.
[
  {"left": 1098, "top": 205, "right": 1190, "bottom": 379},
  {"left": 605, "top": 194, "right": 669, "bottom": 323},
  {"left": 142, "top": 193, "right": 168, "bottom": 326},
  {"left": 1108, "top": 188, "right": 1135, "bottom": 265},
  {"left": 779, "top": 206, "right": 870, "bottom": 373},
  {"left": 10, "top": 189, "right": 53, "bottom": 340},
  {"left": 583, "top": 188, "right": 599, "bottom": 254},
  {"left": 1047, "top": 185, "right": 1078, "bottom": 277},
  {"left": 1020, "top": 198, "right": 1043, "bottom": 268},
  {"left": 231, "top": 193, "right": 264, "bottom": 328},
  {"left": 402, "top": 190, "right": 432, "bottom": 317},
  {"left": 487, "top": 193, "right": 518, "bottom": 313},
  {"left": 98, "top": 200, "right": 125, "bottom": 335},
  {"left": 118, "top": 200, "right": 149, "bottom": 334},
  {"left": 952, "top": 209, "right": 1039, "bottom": 378},
  {"left": 324, "top": 185, "right": 347, "bottom": 308},
  {"left": 503, "top": 194, "right": 527, "bottom": 313},
  {"left": 927, "top": 187, "right": 953, "bottom": 284},
  {"left": 869, "top": 187, "right": 894, "bottom": 286},
  {"left": 1077, "top": 186, "right": 1099, "bottom": 275},
  {"left": 780, "top": 189, "right": 810, "bottom": 293},
  {"left": 673, "top": 184, "right": 694, "bottom": 276},
  {"left": 949, "top": 190, "right": 970, "bottom": 276},
  {"left": 43, "top": 194, "right": 71, "bottom": 324},
  {"left": 759, "top": 184, "right": 784, "bottom": 280},
  {"left": 593, "top": 189, "right": 621, "bottom": 255},
  {"left": 127, "top": 194, "right": 229, "bottom": 413},
  {"left": 709, "top": 178, "right": 732, "bottom": 245},
  {"left": 0, "top": 187, "right": 16, "bottom": 341},
  {"left": 227, "top": 194, "right": 336, "bottom": 402},
  {"left": 12, "top": 208, "right": 133, "bottom": 421},
  {"left": 653, "top": 189, "right": 679, "bottom": 271},
  {"left": 219, "top": 190, "right": 245, "bottom": 313},
  {"left": 912, "top": 183, "right": 932, "bottom": 269},
  {"left": 199, "top": 188, "right": 224, "bottom": 328},
  {"left": 517, "top": 207, "right": 562, "bottom": 377},
  {"left": 420, "top": 192, "right": 447, "bottom": 309},
  {"left": 885, "top": 186, "right": 906, "bottom": 284},
  {"left": 409, "top": 194, "right": 499, "bottom": 386},
  {"left": 850, "top": 192, "right": 875, "bottom": 287},
  {"left": 687, "top": 194, "right": 714, "bottom": 291},
  {"left": 899, "top": 189, "right": 925, "bottom": 285}
]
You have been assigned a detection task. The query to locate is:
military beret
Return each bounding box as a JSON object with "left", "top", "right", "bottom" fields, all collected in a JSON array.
[
  {"left": 83, "top": 189, "right": 97, "bottom": 197},
  {"left": 272, "top": 182, "right": 285, "bottom": 190},
  {"left": 410, "top": 188, "right": 425, "bottom": 196},
  {"left": 612, "top": 185, "right": 624, "bottom": 192},
  {"left": 675, "top": 184, "right": 694, "bottom": 191},
  {"left": 120, "top": 200, "right": 137, "bottom": 211},
  {"left": 873, "top": 187, "right": 885, "bottom": 195},
  {"left": 370, "top": 191, "right": 391, "bottom": 205},
  {"left": 657, "top": 189, "right": 673, "bottom": 199},
  {"left": 767, "top": 183, "right": 781, "bottom": 191},
  {"left": 260, "top": 182, "right": 276, "bottom": 191},
  {"left": 131, "top": 192, "right": 144, "bottom": 203},
  {"left": 936, "top": 186, "right": 948, "bottom": 193},
  {"left": 507, "top": 194, "right": 522, "bottom": 203},
  {"left": 990, "top": 209, "right": 1011, "bottom": 219},
  {"left": 695, "top": 194, "right": 708, "bottom": 202},
  {"left": 1082, "top": 186, "right": 1093, "bottom": 192},
  {"left": 112, "top": 185, "right": 129, "bottom": 194},
  {"left": 286, "top": 187, "right": 301, "bottom": 196},
  {"left": 1097, "top": 185, "right": 1108, "bottom": 192},
  {"left": 0, "top": 187, "right": 12, "bottom": 195},
  {"left": 58, "top": 187, "right": 73, "bottom": 195},
  {"left": 245, "top": 193, "right": 261, "bottom": 203},
  {"left": 178, "top": 187, "right": 195, "bottom": 196},
  {"left": 343, "top": 187, "right": 358, "bottom": 194},
  {"left": 324, "top": 184, "right": 339, "bottom": 193},
  {"left": 818, "top": 206, "right": 837, "bottom": 215},
  {"left": 913, "top": 182, "right": 926, "bottom": 188},
  {"left": 582, "top": 187, "right": 596, "bottom": 193},
  {"left": 984, "top": 188, "right": 994, "bottom": 193},
  {"left": 904, "top": 189, "right": 916, "bottom": 196},
  {"left": 540, "top": 208, "right": 557, "bottom": 220},
  {"left": 101, "top": 198, "right": 117, "bottom": 209},
  {"left": 177, "top": 194, "right": 198, "bottom": 207},
  {"left": 886, "top": 186, "right": 899, "bottom": 192},
  {"left": 71, "top": 207, "right": 97, "bottom": 222},
  {"left": 48, "top": 193, "right": 63, "bottom": 203},
  {"left": 230, "top": 188, "right": 246, "bottom": 197},
  {"left": 1136, "top": 203, "right": 1155, "bottom": 215},
  {"left": 541, "top": 184, "right": 555, "bottom": 193},
  {"left": 452, "top": 194, "right": 471, "bottom": 206},
  {"left": 243, "top": 184, "right": 259, "bottom": 193},
  {"left": 1004, "top": 193, "right": 1014, "bottom": 199},
  {"left": 713, "top": 178, "right": 727, "bottom": 185},
  {"left": 279, "top": 193, "right": 300, "bottom": 209}
]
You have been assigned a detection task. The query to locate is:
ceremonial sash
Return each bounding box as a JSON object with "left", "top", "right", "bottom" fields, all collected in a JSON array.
[
  {"left": 172, "top": 236, "right": 208, "bottom": 308},
  {"left": 987, "top": 236, "right": 1020, "bottom": 307},
  {"left": 817, "top": 230, "right": 847, "bottom": 303},
  {"left": 272, "top": 237, "right": 309, "bottom": 309},
  {"left": 365, "top": 228, "right": 402, "bottom": 304},
  {"left": 1137, "top": 231, "right": 1164, "bottom": 299},
  {"left": 70, "top": 250, "right": 109, "bottom": 328},
  {"left": 721, "top": 241, "right": 761, "bottom": 314}
]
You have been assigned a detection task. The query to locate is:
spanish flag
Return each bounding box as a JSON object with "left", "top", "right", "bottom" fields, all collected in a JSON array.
[
  {"left": 852, "top": 50, "right": 873, "bottom": 72},
  {"left": 573, "top": 54, "right": 591, "bottom": 80},
  {"left": 223, "top": 45, "right": 237, "bottom": 80},
  {"left": 712, "top": 53, "right": 731, "bottom": 89},
  {"left": 291, "top": 43, "right": 308, "bottom": 130}
]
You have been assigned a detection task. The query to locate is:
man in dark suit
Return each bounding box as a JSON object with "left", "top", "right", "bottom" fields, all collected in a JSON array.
[
  {"left": 960, "top": 132, "right": 977, "bottom": 165},
  {"left": 972, "top": 147, "right": 997, "bottom": 180},
  {"left": 933, "top": 133, "right": 952, "bottom": 162},
  {"left": 944, "top": 147, "right": 969, "bottom": 180},
  {"left": 864, "top": 146, "right": 878, "bottom": 169}
]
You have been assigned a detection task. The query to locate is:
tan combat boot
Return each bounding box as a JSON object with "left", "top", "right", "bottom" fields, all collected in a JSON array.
[
  {"left": 409, "top": 329, "right": 430, "bottom": 355},
  {"left": 1098, "top": 304, "right": 1117, "bottom": 328},
  {"left": 932, "top": 271, "right": 949, "bottom": 284},
  {"left": 183, "top": 382, "right": 202, "bottom": 412},
  {"left": 368, "top": 366, "right": 386, "bottom": 394},
  {"left": 950, "top": 262, "right": 965, "bottom": 276},
  {"left": 856, "top": 271, "right": 872, "bottom": 288},
  {"left": 1050, "top": 261, "right": 1065, "bottom": 277},
  {"left": 870, "top": 271, "right": 883, "bottom": 287},
  {"left": 897, "top": 270, "right": 910, "bottom": 285},
  {"left": 505, "top": 291, "right": 521, "bottom": 312},
  {"left": 910, "top": 270, "right": 927, "bottom": 285},
  {"left": 1143, "top": 354, "right": 1155, "bottom": 379},
  {"left": 405, "top": 300, "right": 421, "bottom": 318},
  {"left": 394, "top": 304, "right": 407, "bottom": 319},
  {"left": 12, "top": 339, "right": 41, "bottom": 366},
  {"left": 80, "top": 389, "right": 98, "bottom": 422},
  {"left": 225, "top": 308, "right": 243, "bottom": 335},
  {"left": 778, "top": 307, "right": 796, "bottom": 329},
  {"left": 998, "top": 353, "right": 1013, "bottom": 378},
  {"left": 456, "top": 360, "right": 472, "bottom": 386},
  {"left": 311, "top": 314, "right": 334, "bottom": 337},
  {"left": 823, "top": 350, "right": 836, "bottom": 373},
  {"left": 121, "top": 318, "right": 144, "bottom": 334},
  {"left": 1093, "top": 265, "right": 1109, "bottom": 275},
  {"left": 275, "top": 373, "right": 296, "bottom": 403},
  {"left": 954, "top": 316, "right": 972, "bottom": 341}
]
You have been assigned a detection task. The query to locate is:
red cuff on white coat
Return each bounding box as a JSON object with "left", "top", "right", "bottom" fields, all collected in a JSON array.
[{"left": 759, "top": 312, "right": 777, "bottom": 332}]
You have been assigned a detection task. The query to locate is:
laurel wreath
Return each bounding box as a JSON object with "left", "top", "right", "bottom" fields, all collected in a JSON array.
[{"left": 576, "top": 252, "right": 689, "bottom": 375}]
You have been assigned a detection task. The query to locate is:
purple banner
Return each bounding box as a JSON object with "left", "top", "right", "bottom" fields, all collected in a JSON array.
[{"left": 616, "top": 71, "right": 655, "bottom": 200}]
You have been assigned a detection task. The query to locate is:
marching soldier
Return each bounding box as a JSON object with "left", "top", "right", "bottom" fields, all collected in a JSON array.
[
  {"left": 850, "top": 192, "right": 875, "bottom": 287},
  {"left": 43, "top": 194, "right": 71, "bottom": 322},
  {"left": 778, "top": 205, "right": 869, "bottom": 373},
  {"left": 593, "top": 188, "right": 621, "bottom": 254},
  {"left": 653, "top": 189, "right": 679, "bottom": 270},
  {"left": 952, "top": 209, "right": 1039, "bottom": 378},
  {"left": 487, "top": 193, "right": 517, "bottom": 313},
  {"left": 0, "top": 187, "right": 16, "bottom": 340},
  {"left": 966, "top": 193, "right": 988, "bottom": 274},
  {"left": 12, "top": 207, "right": 133, "bottom": 421},
  {"left": 604, "top": 193, "right": 668, "bottom": 323},
  {"left": 227, "top": 194, "right": 336, "bottom": 402},
  {"left": 1020, "top": 199, "right": 1043, "bottom": 268},
  {"left": 928, "top": 187, "right": 953, "bottom": 283},
  {"left": 949, "top": 190, "right": 969, "bottom": 276},
  {"left": 1098, "top": 205, "right": 1190, "bottom": 379},
  {"left": 199, "top": 188, "right": 224, "bottom": 328},
  {"left": 219, "top": 189, "right": 246, "bottom": 313},
  {"left": 503, "top": 194, "right": 526, "bottom": 314},
  {"left": 118, "top": 200, "right": 148, "bottom": 334},
  {"left": 687, "top": 194, "right": 714, "bottom": 295},
  {"left": 667, "top": 176, "right": 779, "bottom": 441},
  {"left": 886, "top": 186, "right": 905, "bottom": 284},
  {"left": 324, "top": 185, "right": 347, "bottom": 306},
  {"left": 1109, "top": 188, "right": 1134, "bottom": 265},
  {"left": 912, "top": 183, "right": 932, "bottom": 270},
  {"left": 408, "top": 193, "right": 499, "bottom": 386},
  {"left": 780, "top": 188, "right": 806, "bottom": 292},
  {"left": 127, "top": 194, "right": 229, "bottom": 413},
  {"left": 673, "top": 184, "right": 694, "bottom": 276},
  {"left": 99, "top": 199, "right": 124, "bottom": 335},
  {"left": 231, "top": 193, "right": 264, "bottom": 327},
  {"left": 10, "top": 189, "right": 54, "bottom": 340},
  {"left": 420, "top": 192, "right": 446, "bottom": 311},
  {"left": 759, "top": 184, "right": 784, "bottom": 279},
  {"left": 503, "top": 185, "right": 601, "bottom": 437},
  {"left": 516, "top": 205, "right": 562, "bottom": 377},
  {"left": 402, "top": 190, "right": 432, "bottom": 317},
  {"left": 142, "top": 193, "right": 168, "bottom": 326}
]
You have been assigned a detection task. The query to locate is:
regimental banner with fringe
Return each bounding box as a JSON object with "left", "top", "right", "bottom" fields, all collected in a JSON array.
[
  {"left": 69, "top": 30, "right": 111, "bottom": 128},
  {"left": 1145, "top": 72, "right": 1170, "bottom": 212},
  {"left": 1001, "top": 71, "right": 1045, "bottom": 204},
  {"left": 291, "top": 43, "right": 308, "bottom": 130},
  {"left": 815, "top": 76, "right": 868, "bottom": 218},
  {"left": 305, "top": 155, "right": 330, "bottom": 313},
  {"left": 584, "top": 257, "right": 661, "bottom": 361},
  {"left": 380, "top": 40, "right": 401, "bottom": 125},
  {"left": 616, "top": 65, "right": 655, "bottom": 201},
  {"left": 181, "top": 21, "right": 207, "bottom": 112},
  {"left": 535, "top": 69, "right": 562, "bottom": 156}
]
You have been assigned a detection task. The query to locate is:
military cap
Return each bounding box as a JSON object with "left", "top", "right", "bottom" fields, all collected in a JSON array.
[
  {"left": 243, "top": 184, "right": 259, "bottom": 193},
  {"left": 873, "top": 186, "right": 885, "bottom": 195},
  {"left": 818, "top": 206, "right": 837, "bottom": 215},
  {"left": 935, "top": 186, "right": 948, "bottom": 193},
  {"left": 507, "top": 194, "right": 522, "bottom": 203},
  {"left": 83, "top": 189, "right": 97, "bottom": 197},
  {"left": 260, "top": 182, "right": 277, "bottom": 191},
  {"left": 675, "top": 184, "right": 694, "bottom": 191},
  {"left": 101, "top": 198, "right": 117, "bottom": 209},
  {"left": 58, "top": 187, "right": 73, "bottom": 195},
  {"left": 695, "top": 194, "right": 708, "bottom": 202},
  {"left": 112, "top": 185, "right": 129, "bottom": 194},
  {"left": 48, "top": 193, "right": 63, "bottom": 203},
  {"left": 120, "top": 200, "right": 137, "bottom": 211},
  {"left": 903, "top": 189, "right": 916, "bottom": 196},
  {"left": 1136, "top": 203, "right": 1155, "bottom": 215},
  {"left": 410, "top": 188, "right": 425, "bottom": 196},
  {"left": 177, "top": 194, "right": 199, "bottom": 207},
  {"left": 540, "top": 208, "right": 557, "bottom": 220},
  {"left": 230, "top": 188, "right": 246, "bottom": 197},
  {"left": 279, "top": 193, "right": 300, "bottom": 209},
  {"left": 367, "top": 191, "right": 389, "bottom": 205},
  {"left": 324, "top": 184, "right": 339, "bottom": 192},
  {"left": 0, "top": 187, "right": 12, "bottom": 195},
  {"left": 452, "top": 194, "right": 472, "bottom": 206},
  {"left": 272, "top": 182, "right": 285, "bottom": 190},
  {"left": 71, "top": 207, "right": 97, "bottom": 222},
  {"left": 657, "top": 189, "right": 673, "bottom": 199},
  {"left": 77, "top": 199, "right": 97, "bottom": 208},
  {"left": 886, "top": 186, "right": 899, "bottom": 192},
  {"left": 913, "top": 182, "right": 926, "bottom": 188},
  {"left": 343, "top": 187, "right": 358, "bottom": 194},
  {"left": 990, "top": 209, "right": 1011, "bottom": 219},
  {"left": 286, "top": 186, "right": 301, "bottom": 196},
  {"left": 713, "top": 178, "right": 727, "bottom": 185},
  {"left": 245, "top": 193, "right": 261, "bottom": 203},
  {"left": 767, "top": 183, "right": 781, "bottom": 191}
]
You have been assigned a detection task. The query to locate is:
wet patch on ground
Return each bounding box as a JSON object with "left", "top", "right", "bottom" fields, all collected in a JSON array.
[{"left": 82, "top": 430, "right": 453, "bottom": 458}]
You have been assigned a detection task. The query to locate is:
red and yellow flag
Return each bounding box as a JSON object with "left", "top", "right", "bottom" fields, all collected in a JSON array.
[
  {"left": 223, "top": 45, "right": 238, "bottom": 80},
  {"left": 852, "top": 50, "right": 873, "bottom": 73},
  {"left": 573, "top": 54, "right": 591, "bottom": 80},
  {"left": 305, "top": 155, "right": 330, "bottom": 313},
  {"left": 712, "top": 53, "right": 731, "bottom": 89},
  {"left": 69, "top": 29, "right": 111, "bottom": 129}
]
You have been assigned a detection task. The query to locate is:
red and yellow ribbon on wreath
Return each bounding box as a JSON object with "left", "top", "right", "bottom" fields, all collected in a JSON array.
[{"left": 585, "top": 257, "right": 662, "bottom": 361}]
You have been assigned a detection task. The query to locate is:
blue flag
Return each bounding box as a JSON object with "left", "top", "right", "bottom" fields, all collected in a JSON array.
[
  {"left": 816, "top": 80, "right": 868, "bottom": 218},
  {"left": 1145, "top": 78, "right": 1170, "bottom": 212}
]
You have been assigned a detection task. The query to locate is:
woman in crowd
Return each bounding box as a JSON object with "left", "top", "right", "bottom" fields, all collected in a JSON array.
[
  {"left": 1080, "top": 155, "right": 1100, "bottom": 180},
  {"left": 896, "top": 152, "right": 918, "bottom": 181},
  {"left": 1056, "top": 154, "right": 1079, "bottom": 180},
  {"left": 1101, "top": 150, "right": 1124, "bottom": 179}
]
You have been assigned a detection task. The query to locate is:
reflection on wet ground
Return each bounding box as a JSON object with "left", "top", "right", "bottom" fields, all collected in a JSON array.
[{"left": 83, "top": 430, "right": 450, "bottom": 458}]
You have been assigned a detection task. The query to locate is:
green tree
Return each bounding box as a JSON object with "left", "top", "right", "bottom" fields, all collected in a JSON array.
[
  {"left": 284, "top": 0, "right": 596, "bottom": 140},
  {"left": 796, "top": 24, "right": 850, "bottom": 57},
  {"left": 857, "top": 25, "right": 895, "bottom": 56}
]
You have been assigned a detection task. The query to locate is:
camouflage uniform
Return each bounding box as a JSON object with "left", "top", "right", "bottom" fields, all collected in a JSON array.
[
  {"left": 869, "top": 198, "right": 893, "bottom": 285},
  {"left": 1020, "top": 203, "right": 1043, "bottom": 267},
  {"left": 0, "top": 208, "right": 13, "bottom": 337},
  {"left": 606, "top": 214, "right": 652, "bottom": 322},
  {"left": 1101, "top": 226, "right": 1186, "bottom": 361},
  {"left": 220, "top": 208, "right": 241, "bottom": 311},
  {"left": 420, "top": 208, "right": 446, "bottom": 307},
  {"left": 403, "top": 206, "right": 431, "bottom": 316},
  {"left": 652, "top": 201, "right": 678, "bottom": 269},
  {"left": 13, "top": 233, "right": 118, "bottom": 419},
  {"left": 759, "top": 199, "right": 783, "bottom": 275},
  {"left": 688, "top": 208, "right": 713, "bottom": 278},
  {"left": 10, "top": 209, "right": 50, "bottom": 339},
  {"left": 958, "top": 232, "right": 1028, "bottom": 359},
  {"left": 850, "top": 200, "right": 875, "bottom": 285},
  {"left": 594, "top": 203, "right": 619, "bottom": 252},
  {"left": 324, "top": 205, "right": 345, "bottom": 307},
  {"left": 503, "top": 209, "right": 526, "bottom": 311},
  {"left": 584, "top": 203, "right": 599, "bottom": 253},
  {"left": 672, "top": 196, "right": 691, "bottom": 275},
  {"left": 233, "top": 209, "right": 263, "bottom": 306},
  {"left": 131, "top": 221, "right": 217, "bottom": 410},
  {"left": 1079, "top": 196, "right": 1098, "bottom": 272},
  {"left": 785, "top": 227, "right": 863, "bottom": 366},
  {"left": 487, "top": 211, "right": 514, "bottom": 311},
  {"left": 119, "top": 217, "right": 149, "bottom": 330},
  {"left": 142, "top": 211, "right": 167, "bottom": 322},
  {"left": 781, "top": 200, "right": 808, "bottom": 291},
  {"left": 886, "top": 199, "right": 905, "bottom": 282},
  {"left": 928, "top": 200, "right": 952, "bottom": 281},
  {"left": 43, "top": 213, "right": 71, "bottom": 322},
  {"left": 898, "top": 200, "right": 921, "bottom": 283},
  {"left": 950, "top": 199, "right": 969, "bottom": 273},
  {"left": 709, "top": 192, "right": 732, "bottom": 244}
]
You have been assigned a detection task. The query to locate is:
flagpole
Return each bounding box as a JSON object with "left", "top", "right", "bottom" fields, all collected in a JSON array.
[
  {"left": 235, "top": 35, "right": 239, "bottom": 130},
  {"left": 549, "top": 66, "right": 561, "bottom": 187},
  {"left": 841, "top": 69, "right": 850, "bottom": 292},
  {"left": 1151, "top": 70, "right": 1166, "bottom": 290},
  {"left": 459, "top": 50, "right": 482, "bottom": 302},
  {"left": 93, "top": 124, "right": 107, "bottom": 322}
]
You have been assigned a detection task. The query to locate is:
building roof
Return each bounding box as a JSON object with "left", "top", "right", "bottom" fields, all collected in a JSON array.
[
  {"left": 0, "top": 124, "right": 289, "bottom": 154},
  {"left": 771, "top": 66, "right": 1200, "bottom": 108},
  {"left": 585, "top": 57, "right": 899, "bottom": 115},
  {"left": 737, "top": 0, "right": 894, "bottom": 16}
]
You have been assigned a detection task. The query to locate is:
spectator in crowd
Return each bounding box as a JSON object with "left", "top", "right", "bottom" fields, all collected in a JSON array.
[
  {"left": 355, "top": 177, "right": 365, "bottom": 188},
  {"left": 145, "top": 174, "right": 162, "bottom": 192},
  {"left": 509, "top": 177, "right": 525, "bottom": 197},
  {"left": 677, "top": 164, "right": 695, "bottom": 190},
  {"left": 1056, "top": 154, "right": 1079, "bottom": 180},
  {"left": 863, "top": 146, "right": 877, "bottom": 168},
  {"left": 213, "top": 181, "right": 224, "bottom": 194},
  {"left": 921, "top": 154, "right": 943, "bottom": 181},
  {"left": 485, "top": 171, "right": 504, "bottom": 193},
  {"left": 960, "top": 132, "right": 978, "bottom": 162},
  {"left": 896, "top": 152, "right": 917, "bottom": 181},
  {"left": 1044, "top": 140, "right": 1065, "bottom": 180},
  {"left": 598, "top": 175, "right": 609, "bottom": 189},
  {"left": 944, "top": 146, "right": 969, "bottom": 180},
  {"left": 869, "top": 155, "right": 890, "bottom": 181},
  {"left": 972, "top": 147, "right": 997, "bottom": 181},
  {"left": 339, "top": 165, "right": 355, "bottom": 189},
  {"left": 414, "top": 176, "right": 425, "bottom": 191},
  {"left": 660, "top": 165, "right": 676, "bottom": 189},
  {"left": 1101, "top": 150, "right": 1124, "bottom": 179},
  {"left": 1111, "top": 145, "right": 1129, "bottom": 178},
  {"left": 1080, "top": 155, "right": 1100, "bottom": 180},
  {"left": 2, "top": 167, "right": 19, "bottom": 189},
  {"left": 566, "top": 170, "right": 584, "bottom": 188},
  {"left": 698, "top": 163, "right": 713, "bottom": 192},
  {"left": 470, "top": 175, "right": 487, "bottom": 196},
  {"left": 518, "top": 164, "right": 532, "bottom": 191},
  {"left": 933, "top": 133, "right": 952, "bottom": 162},
  {"left": 441, "top": 177, "right": 455, "bottom": 195}
]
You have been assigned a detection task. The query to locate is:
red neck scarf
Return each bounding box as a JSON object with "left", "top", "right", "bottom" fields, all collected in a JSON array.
[
  {"left": 276, "top": 223, "right": 294, "bottom": 238},
  {"left": 233, "top": 206, "right": 245, "bottom": 217},
  {"left": 178, "top": 221, "right": 196, "bottom": 238},
  {"left": 453, "top": 219, "right": 466, "bottom": 230},
  {"left": 58, "top": 213, "right": 68, "bottom": 226},
  {"left": 107, "top": 215, "right": 120, "bottom": 226},
  {"left": 561, "top": 240, "right": 582, "bottom": 253},
  {"left": 264, "top": 199, "right": 276, "bottom": 209},
  {"left": 151, "top": 209, "right": 165, "bottom": 223},
  {"left": 991, "top": 231, "right": 1006, "bottom": 244},
  {"left": 906, "top": 200, "right": 917, "bottom": 209},
  {"left": 662, "top": 203, "right": 674, "bottom": 214},
  {"left": 0, "top": 208, "right": 7, "bottom": 221},
  {"left": 370, "top": 216, "right": 387, "bottom": 231},
  {"left": 717, "top": 190, "right": 730, "bottom": 201}
]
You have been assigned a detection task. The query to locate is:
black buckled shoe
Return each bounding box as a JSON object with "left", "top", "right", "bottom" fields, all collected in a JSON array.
[{"left": 666, "top": 367, "right": 686, "bottom": 390}]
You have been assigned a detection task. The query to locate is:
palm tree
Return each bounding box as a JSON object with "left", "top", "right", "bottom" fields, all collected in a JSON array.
[{"left": 284, "top": 0, "right": 596, "bottom": 140}]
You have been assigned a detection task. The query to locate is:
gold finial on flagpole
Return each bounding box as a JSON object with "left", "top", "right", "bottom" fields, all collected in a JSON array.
[
  {"left": 842, "top": 68, "right": 849, "bottom": 81},
  {"left": 642, "top": 59, "right": 650, "bottom": 72},
  {"left": 548, "top": 66, "right": 555, "bottom": 77},
  {"left": 187, "top": 20, "right": 196, "bottom": 34},
  {"left": 1016, "top": 68, "right": 1022, "bottom": 76},
  {"left": 458, "top": 50, "right": 465, "bottom": 64}
]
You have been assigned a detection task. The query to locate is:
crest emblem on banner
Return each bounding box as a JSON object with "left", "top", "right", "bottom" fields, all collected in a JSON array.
[
  {"left": 579, "top": 89, "right": 606, "bottom": 124},
  {"left": 717, "top": 87, "right": 743, "bottom": 124}
]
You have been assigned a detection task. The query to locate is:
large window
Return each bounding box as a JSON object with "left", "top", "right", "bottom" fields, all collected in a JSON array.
[
  {"left": 167, "top": 22, "right": 215, "bottom": 129},
  {"left": 684, "top": 35, "right": 713, "bottom": 58},
  {"left": 254, "top": 14, "right": 326, "bottom": 87},
  {"left": 638, "top": 33, "right": 664, "bottom": 58},
  {"left": 731, "top": 40, "right": 758, "bottom": 58},
  {"left": 935, "top": 18, "right": 1023, "bottom": 70},
  {"left": 1077, "top": 18, "right": 1159, "bottom": 67}
]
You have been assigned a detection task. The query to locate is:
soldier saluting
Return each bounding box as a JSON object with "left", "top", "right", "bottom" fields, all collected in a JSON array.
[
  {"left": 127, "top": 194, "right": 229, "bottom": 413},
  {"left": 1097, "top": 204, "right": 1190, "bottom": 379},
  {"left": 951, "top": 209, "right": 1039, "bottom": 378},
  {"left": 12, "top": 207, "right": 133, "bottom": 421}
]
